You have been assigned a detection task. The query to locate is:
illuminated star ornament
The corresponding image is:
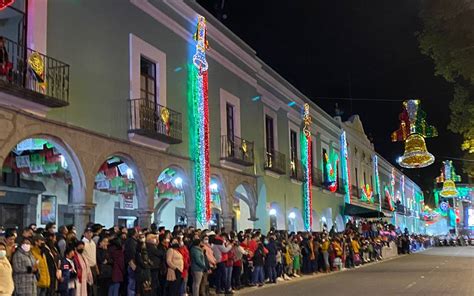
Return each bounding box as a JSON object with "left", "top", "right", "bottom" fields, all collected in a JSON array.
[
  {"left": 391, "top": 99, "right": 437, "bottom": 168},
  {"left": 191, "top": 15, "right": 211, "bottom": 225},
  {"left": 439, "top": 160, "right": 460, "bottom": 198},
  {"left": 300, "top": 103, "right": 312, "bottom": 231}
]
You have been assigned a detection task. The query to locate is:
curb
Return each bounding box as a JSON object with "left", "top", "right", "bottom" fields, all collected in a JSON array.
[{"left": 235, "top": 254, "right": 409, "bottom": 295}]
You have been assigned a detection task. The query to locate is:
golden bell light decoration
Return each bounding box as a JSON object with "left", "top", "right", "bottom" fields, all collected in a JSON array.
[
  {"left": 439, "top": 160, "right": 460, "bottom": 198},
  {"left": 391, "top": 100, "right": 437, "bottom": 169},
  {"left": 398, "top": 133, "right": 434, "bottom": 168},
  {"left": 440, "top": 180, "right": 458, "bottom": 198}
]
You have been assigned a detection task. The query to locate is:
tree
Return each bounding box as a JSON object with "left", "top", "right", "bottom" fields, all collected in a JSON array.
[{"left": 418, "top": 0, "right": 474, "bottom": 178}]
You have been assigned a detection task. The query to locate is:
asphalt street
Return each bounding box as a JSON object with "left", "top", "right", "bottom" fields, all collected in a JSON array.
[{"left": 238, "top": 247, "right": 474, "bottom": 296}]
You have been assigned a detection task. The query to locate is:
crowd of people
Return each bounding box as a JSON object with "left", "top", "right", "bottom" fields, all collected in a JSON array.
[{"left": 0, "top": 219, "right": 430, "bottom": 296}]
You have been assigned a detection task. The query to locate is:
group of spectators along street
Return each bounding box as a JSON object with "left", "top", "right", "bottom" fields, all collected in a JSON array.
[{"left": 0, "top": 219, "right": 432, "bottom": 296}]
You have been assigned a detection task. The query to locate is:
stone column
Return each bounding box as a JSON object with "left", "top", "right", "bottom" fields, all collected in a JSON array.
[
  {"left": 222, "top": 215, "right": 233, "bottom": 232},
  {"left": 137, "top": 209, "right": 153, "bottom": 229},
  {"left": 71, "top": 203, "right": 95, "bottom": 233}
]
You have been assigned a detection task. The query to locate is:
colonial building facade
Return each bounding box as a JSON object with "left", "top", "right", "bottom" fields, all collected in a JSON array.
[{"left": 0, "top": 0, "right": 424, "bottom": 233}]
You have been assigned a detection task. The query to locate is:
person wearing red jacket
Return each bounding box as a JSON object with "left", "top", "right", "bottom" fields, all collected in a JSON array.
[{"left": 178, "top": 236, "right": 190, "bottom": 295}]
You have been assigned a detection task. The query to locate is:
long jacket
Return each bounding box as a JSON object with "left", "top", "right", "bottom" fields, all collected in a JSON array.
[
  {"left": 31, "top": 246, "right": 51, "bottom": 288},
  {"left": 0, "top": 258, "right": 14, "bottom": 296},
  {"left": 190, "top": 246, "right": 206, "bottom": 272},
  {"left": 12, "top": 247, "right": 37, "bottom": 295},
  {"left": 108, "top": 243, "right": 125, "bottom": 283}
]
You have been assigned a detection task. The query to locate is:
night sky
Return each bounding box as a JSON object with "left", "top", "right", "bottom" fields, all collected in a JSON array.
[{"left": 198, "top": 0, "right": 464, "bottom": 202}]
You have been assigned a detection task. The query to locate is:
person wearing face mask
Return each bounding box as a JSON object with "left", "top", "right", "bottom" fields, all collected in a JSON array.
[
  {"left": 73, "top": 241, "right": 93, "bottom": 296},
  {"left": 82, "top": 228, "right": 97, "bottom": 296},
  {"left": 31, "top": 235, "right": 51, "bottom": 296},
  {"left": 177, "top": 236, "right": 190, "bottom": 296},
  {"left": 124, "top": 228, "right": 140, "bottom": 296},
  {"left": 146, "top": 233, "right": 161, "bottom": 296},
  {"left": 56, "top": 226, "right": 68, "bottom": 258},
  {"left": 166, "top": 238, "right": 184, "bottom": 296},
  {"left": 12, "top": 237, "right": 38, "bottom": 295},
  {"left": 43, "top": 232, "right": 60, "bottom": 296},
  {"left": 0, "top": 241, "right": 14, "bottom": 296}
]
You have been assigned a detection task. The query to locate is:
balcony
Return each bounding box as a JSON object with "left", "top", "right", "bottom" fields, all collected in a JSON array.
[
  {"left": 289, "top": 159, "right": 304, "bottom": 182},
  {"left": 312, "top": 167, "right": 323, "bottom": 187},
  {"left": 220, "top": 135, "right": 254, "bottom": 167},
  {"left": 0, "top": 38, "right": 69, "bottom": 108},
  {"left": 128, "top": 98, "right": 182, "bottom": 145},
  {"left": 264, "top": 149, "right": 286, "bottom": 175}
]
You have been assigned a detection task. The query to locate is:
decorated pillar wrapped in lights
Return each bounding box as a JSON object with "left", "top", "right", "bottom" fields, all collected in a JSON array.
[
  {"left": 300, "top": 103, "right": 312, "bottom": 231},
  {"left": 401, "top": 175, "right": 406, "bottom": 228},
  {"left": 191, "top": 16, "right": 211, "bottom": 225},
  {"left": 390, "top": 168, "right": 396, "bottom": 224},
  {"left": 373, "top": 155, "right": 381, "bottom": 211},
  {"left": 340, "top": 131, "right": 351, "bottom": 205}
]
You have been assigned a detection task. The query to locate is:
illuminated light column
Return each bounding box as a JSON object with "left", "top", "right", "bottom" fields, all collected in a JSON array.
[
  {"left": 373, "top": 155, "right": 381, "bottom": 211},
  {"left": 401, "top": 175, "right": 406, "bottom": 229},
  {"left": 192, "top": 16, "right": 211, "bottom": 225},
  {"left": 301, "top": 103, "right": 312, "bottom": 231},
  {"left": 391, "top": 168, "right": 396, "bottom": 225},
  {"left": 340, "top": 131, "right": 350, "bottom": 204}
]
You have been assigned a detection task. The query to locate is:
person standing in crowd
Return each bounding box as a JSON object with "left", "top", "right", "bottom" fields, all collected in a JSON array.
[
  {"left": 351, "top": 235, "right": 361, "bottom": 267},
  {"left": 56, "top": 226, "right": 69, "bottom": 258},
  {"left": 12, "top": 237, "right": 38, "bottom": 296},
  {"left": 300, "top": 233, "right": 311, "bottom": 274},
  {"left": 290, "top": 237, "right": 301, "bottom": 277},
  {"left": 166, "top": 237, "right": 184, "bottom": 296},
  {"left": 5, "top": 231, "right": 17, "bottom": 261},
  {"left": 82, "top": 228, "right": 97, "bottom": 296},
  {"left": 251, "top": 237, "right": 266, "bottom": 287},
  {"left": 44, "top": 232, "right": 60, "bottom": 296},
  {"left": 125, "top": 228, "right": 140, "bottom": 296},
  {"left": 0, "top": 241, "right": 14, "bottom": 296},
  {"left": 97, "top": 236, "right": 112, "bottom": 296},
  {"left": 108, "top": 236, "right": 124, "bottom": 296},
  {"left": 146, "top": 233, "right": 161, "bottom": 296},
  {"left": 265, "top": 235, "right": 277, "bottom": 284},
  {"left": 58, "top": 246, "right": 77, "bottom": 296},
  {"left": 321, "top": 235, "right": 330, "bottom": 273},
  {"left": 135, "top": 234, "right": 152, "bottom": 296},
  {"left": 212, "top": 235, "right": 232, "bottom": 294},
  {"left": 157, "top": 233, "right": 170, "bottom": 296},
  {"left": 200, "top": 234, "right": 215, "bottom": 296},
  {"left": 31, "top": 235, "right": 51, "bottom": 296},
  {"left": 190, "top": 238, "right": 206, "bottom": 296},
  {"left": 231, "top": 236, "right": 248, "bottom": 290},
  {"left": 45, "top": 223, "right": 56, "bottom": 236},
  {"left": 73, "top": 241, "right": 93, "bottom": 296},
  {"left": 177, "top": 235, "right": 190, "bottom": 296}
]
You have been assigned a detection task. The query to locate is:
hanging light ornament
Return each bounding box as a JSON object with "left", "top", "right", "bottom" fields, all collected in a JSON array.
[
  {"left": 391, "top": 100, "right": 437, "bottom": 168},
  {"left": 300, "top": 103, "right": 313, "bottom": 231},
  {"left": 439, "top": 160, "right": 460, "bottom": 198}
]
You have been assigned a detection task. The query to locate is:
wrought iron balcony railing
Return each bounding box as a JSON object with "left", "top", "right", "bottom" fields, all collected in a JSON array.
[
  {"left": 264, "top": 149, "right": 286, "bottom": 175},
  {"left": 0, "top": 37, "right": 69, "bottom": 107},
  {"left": 289, "top": 158, "right": 304, "bottom": 182},
  {"left": 129, "top": 98, "right": 182, "bottom": 144},
  {"left": 220, "top": 135, "right": 254, "bottom": 166}
]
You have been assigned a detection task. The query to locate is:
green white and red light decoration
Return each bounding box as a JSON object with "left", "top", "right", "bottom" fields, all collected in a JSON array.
[
  {"left": 340, "top": 131, "right": 351, "bottom": 204},
  {"left": 384, "top": 168, "right": 396, "bottom": 211},
  {"left": 323, "top": 151, "right": 338, "bottom": 192},
  {"left": 360, "top": 184, "right": 374, "bottom": 203},
  {"left": 192, "top": 16, "right": 211, "bottom": 224},
  {"left": 301, "top": 103, "right": 312, "bottom": 231},
  {"left": 373, "top": 155, "right": 381, "bottom": 210}
]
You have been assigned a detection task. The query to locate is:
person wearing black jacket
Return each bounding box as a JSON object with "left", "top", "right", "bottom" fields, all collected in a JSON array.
[
  {"left": 156, "top": 234, "right": 169, "bottom": 296},
  {"left": 265, "top": 236, "right": 278, "bottom": 284},
  {"left": 135, "top": 238, "right": 152, "bottom": 296},
  {"left": 44, "top": 232, "right": 60, "bottom": 296},
  {"left": 146, "top": 233, "right": 161, "bottom": 296},
  {"left": 124, "top": 229, "right": 140, "bottom": 296},
  {"left": 97, "top": 236, "right": 113, "bottom": 296}
]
